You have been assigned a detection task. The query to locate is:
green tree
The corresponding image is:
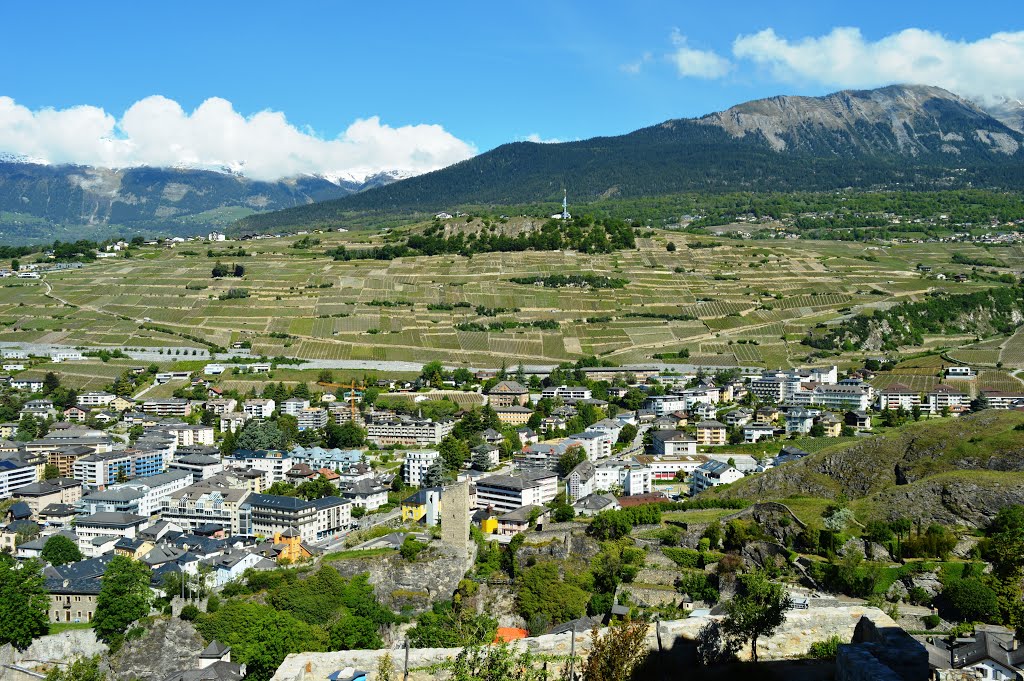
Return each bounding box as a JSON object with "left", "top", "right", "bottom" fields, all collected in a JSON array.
[
  {"left": 235, "top": 419, "right": 286, "bottom": 450},
  {"left": 616, "top": 423, "right": 638, "bottom": 445},
  {"left": 44, "top": 655, "right": 105, "bottom": 681},
  {"left": 42, "top": 372, "right": 61, "bottom": 395},
  {"left": 422, "top": 457, "right": 446, "bottom": 488},
  {"left": 515, "top": 562, "right": 589, "bottom": 626},
  {"left": 329, "top": 615, "right": 382, "bottom": 650},
  {"left": 93, "top": 556, "right": 152, "bottom": 647},
  {"left": 0, "top": 557, "right": 49, "bottom": 651},
  {"left": 43, "top": 463, "right": 61, "bottom": 480},
  {"left": 943, "top": 580, "right": 1000, "bottom": 623},
  {"left": 579, "top": 617, "right": 650, "bottom": 681},
  {"left": 41, "top": 534, "right": 83, "bottom": 566},
  {"left": 439, "top": 435, "right": 470, "bottom": 473},
  {"left": 556, "top": 445, "right": 587, "bottom": 477},
  {"left": 325, "top": 420, "right": 366, "bottom": 448},
  {"left": 721, "top": 571, "right": 793, "bottom": 663}
]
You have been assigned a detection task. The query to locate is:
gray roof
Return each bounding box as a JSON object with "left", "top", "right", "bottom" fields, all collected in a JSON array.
[
  {"left": 573, "top": 493, "right": 618, "bottom": 512},
  {"left": 566, "top": 460, "right": 596, "bottom": 482},
  {"left": 77, "top": 511, "right": 147, "bottom": 528}
]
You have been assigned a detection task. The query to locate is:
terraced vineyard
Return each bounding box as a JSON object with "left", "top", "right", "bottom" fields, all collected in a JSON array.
[{"left": 4, "top": 224, "right": 1023, "bottom": 370}]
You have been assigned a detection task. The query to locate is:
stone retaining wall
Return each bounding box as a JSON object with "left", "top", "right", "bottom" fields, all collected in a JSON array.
[{"left": 272, "top": 606, "right": 896, "bottom": 681}]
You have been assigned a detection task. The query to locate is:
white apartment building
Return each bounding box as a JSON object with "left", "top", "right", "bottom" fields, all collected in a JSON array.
[
  {"left": 633, "top": 454, "right": 709, "bottom": 480},
  {"left": 155, "top": 424, "right": 215, "bottom": 447},
  {"left": 366, "top": 417, "right": 456, "bottom": 446},
  {"left": 474, "top": 470, "right": 558, "bottom": 513},
  {"left": 223, "top": 450, "right": 293, "bottom": 483},
  {"left": 243, "top": 399, "right": 275, "bottom": 419},
  {"left": 692, "top": 461, "right": 744, "bottom": 494},
  {"left": 809, "top": 384, "right": 872, "bottom": 411},
  {"left": 541, "top": 385, "right": 593, "bottom": 401},
  {"left": 296, "top": 408, "right": 328, "bottom": 431},
  {"left": 0, "top": 460, "right": 38, "bottom": 499},
  {"left": 204, "top": 398, "right": 237, "bottom": 415},
  {"left": 142, "top": 399, "right": 191, "bottom": 417},
  {"left": 402, "top": 449, "right": 441, "bottom": 487},
  {"left": 280, "top": 398, "right": 310, "bottom": 417},
  {"left": 160, "top": 476, "right": 252, "bottom": 535},
  {"left": 219, "top": 412, "right": 250, "bottom": 434},
  {"left": 877, "top": 384, "right": 922, "bottom": 411},
  {"left": 565, "top": 431, "right": 613, "bottom": 461},
  {"left": 926, "top": 385, "right": 969, "bottom": 414},
  {"left": 643, "top": 395, "right": 689, "bottom": 417},
  {"left": 77, "top": 391, "right": 116, "bottom": 408}
]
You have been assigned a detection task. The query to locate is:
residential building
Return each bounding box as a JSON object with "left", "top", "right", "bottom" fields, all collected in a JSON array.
[
  {"left": 487, "top": 381, "right": 529, "bottom": 407},
  {"left": 0, "top": 459, "right": 38, "bottom": 499},
  {"left": 649, "top": 430, "right": 697, "bottom": 457},
  {"left": 497, "top": 505, "right": 548, "bottom": 536},
  {"left": 743, "top": 424, "right": 777, "bottom": 443},
  {"left": 643, "top": 395, "right": 688, "bottom": 417},
  {"left": 692, "top": 461, "right": 744, "bottom": 494},
  {"left": 876, "top": 383, "right": 922, "bottom": 411},
  {"left": 160, "top": 475, "right": 252, "bottom": 536},
  {"left": 565, "top": 431, "right": 613, "bottom": 461},
  {"left": 243, "top": 399, "right": 275, "bottom": 419},
  {"left": 245, "top": 493, "right": 351, "bottom": 543},
  {"left": 945, "top": 366, "right": 976, "bottom": 379},
  {"left": 493, "top": 405, "right": 532, "bottom": 426},
  {"left": 296, "top": 407, "right": 328, "bottom": 431},
  {"left": 401, "top": 488, "right": 442, "bottom": 525},
  {"left": 169, "top": 452, "right": 224, "bottom": 480},
  {"left": 223, "top": 450, "right": 293, "bottom": 483},
  {"left": 564, "top": 460, "right": 596, "bottom": 502},
  {"left": 77, "top": 391, "right": 116, "bottom": 408},
  {"left": 474, "top": 470, "right": 558, "bottom": 513},
  {"left": 13, "top": 477, "right": 83, "bottom": 516},
  {"left": 785, "top": 408, "right": 817, "bottom": 436},
  {"left": 695, "top": 420, "right": 727, "bottom": 446},
  {"left": 982, "top": 390, "right": 1024, "bottom": 410},
  {"left": 365, "top": 416, "right": 456, "bottom": 446},
  {"left": 204, "top": 398, "right": 237, "bottom": 415},
  {"left": 541, "top": 385, "right": 593, "bottom": 402},
  {"left": 281, "top": 398, "right": 310, "bottom": 417},
  {"left": 819, "top": 413, "right": 843, "bottom": 437},
  {"left": 632, "top": 454, "right": 708, "bottom": 480},
  {"left": 339, "top": 478, "right": 388, "bottom": 511},
  {"left": 220, "top": 412, "right": 250, "bottom": 434},
  {"left": 75, "top": 511, "right": 148, "bottom": 548},
  {"left": 142, "top": 399, "right": 192, "bottom": 417},
  {"left": 572, "top": 493, "right": 621, "bottom": 517},
  {"left": 926, "top": 385, "right": 969, "bottom": 414},
  {"left": 621, "top": 464, "right": 653, "bottom": 496},
  {"left": 155, "top": 423, "right": 215, "bottom": 447},
  {"left": 10, "top": 378, "right": 43, "bottom": 392},
  {"left": 77, "top": 470, "right": 192, "bottom": 516},
  {"left": 585, "top": 418, "right": 624, "bottom": 442},
  {"left": 707, "top": 453, "right": 758, "bottom": 473},
  {"left": 809, "top": 384, "right": 872, "bottom": 411}
]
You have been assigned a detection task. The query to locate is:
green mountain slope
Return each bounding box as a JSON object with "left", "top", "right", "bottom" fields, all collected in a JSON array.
[{"left": 236, "top": 85, "right": 1024, "bottom": 232}]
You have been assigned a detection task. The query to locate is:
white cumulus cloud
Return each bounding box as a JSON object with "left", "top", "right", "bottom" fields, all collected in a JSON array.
[
  {"left": 732, "top": 27, "right": 1024, "bottom": 105},
  {"left": 669, "top": 30, "right": 732, "bottom": 79},
  {"left": 523, "top": 133, "right": 563, "bottom": 144},
  {"left": 0, "top": 95, "right": 476, "bottom": 182}
]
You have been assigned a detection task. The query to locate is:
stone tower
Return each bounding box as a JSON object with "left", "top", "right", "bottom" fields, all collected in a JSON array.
[{"left": 440, "top": 480, "right": 470, "bottom": 550}]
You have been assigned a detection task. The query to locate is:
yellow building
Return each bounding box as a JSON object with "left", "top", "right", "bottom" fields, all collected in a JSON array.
[
  {"left": 494, "top": 406, "right": 532, "bottom": 426},
  {"left": 696, "top": 420, "right": 727, "bottom": 446},
  {"left": 401, "top": 489, "right": 441, "bottom": 525},
  {"left": 272, "top": 528, "right": 313, "bottom": 563}
]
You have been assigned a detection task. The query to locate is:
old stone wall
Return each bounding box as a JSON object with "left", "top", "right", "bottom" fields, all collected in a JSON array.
[
  {"left": 271, "top": 606, "right": 897, "bottom": 681},
  {"left": 0, "top": 628, "right": 106, "bottom": 674}
]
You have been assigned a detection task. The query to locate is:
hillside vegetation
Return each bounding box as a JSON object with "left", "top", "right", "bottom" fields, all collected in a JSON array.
[{"left": 714, "top": 411, "right": 1024, "bottom": 527}]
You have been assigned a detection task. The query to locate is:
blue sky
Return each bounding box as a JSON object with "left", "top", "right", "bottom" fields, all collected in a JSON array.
[{"left": 1, "top": 1, "right": 1022, "bottom": 179}]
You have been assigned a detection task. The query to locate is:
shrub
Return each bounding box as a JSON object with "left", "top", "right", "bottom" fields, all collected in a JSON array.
[
  {"left": 180, "top": 604, "right": 200, "bottom": 621},
  {"left": 808, "top": 635, "right": 843, "bottom": 659},
  {"left": 922, "top": 614, "right": 941, "bottom": 629}
]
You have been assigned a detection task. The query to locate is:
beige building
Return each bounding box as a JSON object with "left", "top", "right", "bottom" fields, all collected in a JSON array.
[
  {"left": 695, "top": 420, "right": 727, "bottom": 446},
  {"left": 13, "top": 477, "right": 83, "bottom": 516}
]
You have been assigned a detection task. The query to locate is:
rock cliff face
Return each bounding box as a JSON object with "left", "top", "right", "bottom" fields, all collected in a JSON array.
[
  {"left": 103, "top": 618, "right": 206, "bottom": 681},
  {"left": 327, "top": 542, "right": 474, "bottom": 613},
  {"left": 716, "top": 411, "right": 1024, "bottom": 527}
]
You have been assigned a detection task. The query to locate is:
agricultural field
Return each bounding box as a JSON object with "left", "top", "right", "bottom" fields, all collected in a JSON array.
[{"left": 3, "top": 225, "right": 1023, "bottom": 371}]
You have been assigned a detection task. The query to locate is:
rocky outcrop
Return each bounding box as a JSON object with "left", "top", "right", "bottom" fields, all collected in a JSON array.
[
  {"left": 104, "top": 618, "right": 205, "bottom": 681},
  {"left": 327, "top": 542, "right": 474, "bottom": 613}
]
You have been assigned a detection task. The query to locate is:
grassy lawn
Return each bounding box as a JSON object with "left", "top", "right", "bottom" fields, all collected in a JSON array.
[{"left": 49, "top": 621, "right": 94, "bottom": 634}]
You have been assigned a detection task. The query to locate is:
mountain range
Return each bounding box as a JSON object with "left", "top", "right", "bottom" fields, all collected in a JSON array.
[
  {"left": 1, "top": 84, "right": 1023, "bottom": 243},
  {"left": 236, "top": 84, "right": 1024, "bottom": 233},
  {"left": 0, "top": 164, "right": 406, "bottom": 244}
]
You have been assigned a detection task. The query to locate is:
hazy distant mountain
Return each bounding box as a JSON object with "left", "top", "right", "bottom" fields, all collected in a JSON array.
[
  {"left": 0, "top": 163, "right": 406, "bottom": 244},
  {"left": 983, "top": 97, "right": 1024, "bottom": 133},
  {"left": 237, "top": 84, "right": 1024, "bottom": 233}
]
